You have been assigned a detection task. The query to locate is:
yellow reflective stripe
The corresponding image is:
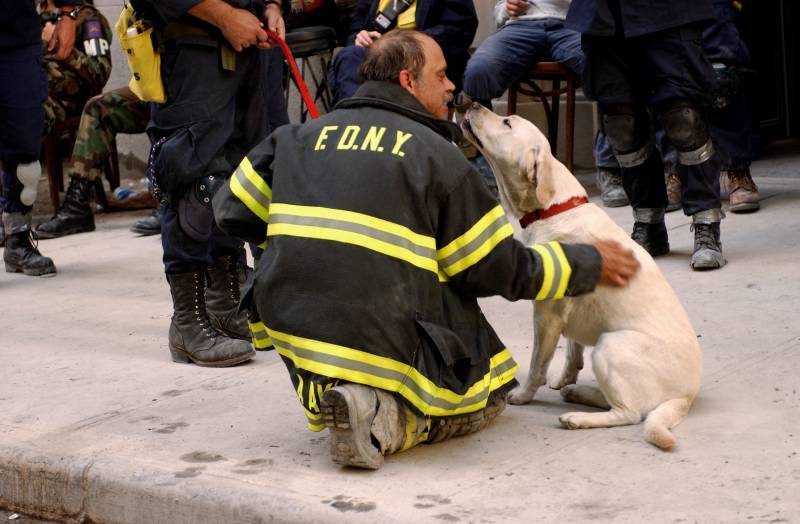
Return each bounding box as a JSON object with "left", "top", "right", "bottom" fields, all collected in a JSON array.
[
  {"left": 267, "top": 223, "right": 439, "bottom": 274},
  {"left": 268, "top": 327, "right": 518, "bottom": 417},
  {"left": 437, "top": 205, "right": 506, "bottom": 259},
  {"left": 249, "top": 320, "right": 274, "bottom": 349},
  {"left": 269, "top": 203, "right": 435, "bottom": 250},
  {"left": 532, "top": 244, "right": 555, "bottom": 300},
  {"left": 548, "top": 241, "right": 572, "bottom": 299},
  {"left": 439, "top": 223, "right": 513, "bottom": 276},
  {"left": 230, "top": 160, "right": 271, "bottom": 223}
]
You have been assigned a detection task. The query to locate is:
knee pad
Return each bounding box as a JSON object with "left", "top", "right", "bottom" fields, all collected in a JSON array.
[
  {"left": 602, "top": 106, "right": 653, "bottom": 168},
  {"left": 661, "top": 102, "right": 714, "bottom": 165},
  {"left": 17, "top": 167, "right": 39, "bottom": 206}
]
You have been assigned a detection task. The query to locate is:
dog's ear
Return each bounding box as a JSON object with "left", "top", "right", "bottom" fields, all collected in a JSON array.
[{"left": 521, "top": 145, "right": 554, "bottom": 205}]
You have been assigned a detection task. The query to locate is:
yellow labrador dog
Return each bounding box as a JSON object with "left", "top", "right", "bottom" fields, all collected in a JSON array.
[{"left": 461, "top": 104, "right": 702, "bottom": 449}]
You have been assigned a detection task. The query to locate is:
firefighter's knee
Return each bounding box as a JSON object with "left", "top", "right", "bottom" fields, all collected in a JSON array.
[
  {"left": 661, "top": 101, "right": 715, "bottom": 165},
  {"left": 602, "top": 105, "right": 653, "bottom": 167}
]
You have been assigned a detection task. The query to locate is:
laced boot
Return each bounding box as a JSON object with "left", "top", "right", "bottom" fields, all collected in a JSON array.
[
  {"left": 665, "top": 172, "right": 682, "bottom": 212},
  {"left": 3, "top": 212, "right": 56, "bottom": 276},
  {"left": 205, "top": 255, "right": 250, "bottom": 341},
  {"left": 166, "top": 271, "right": 255, "bottom": 367},
  {"left": 130, "top": 202, "right": 164, "bottom": 236},
  {"left": 630, "top": 208, "right": 669, "bottom": 257},
  {"left": 36, "top": 176, "right": 95, "bottom": 239},
  {"left": 690, "top": 209, "right": 726, "bottom": 270},
  {"left": 595, "top": 167, "right": 629, "bottom": 208},
  {"left": 724, "top": 168, "right": 760, "bottom": 213},
  {"left": 427, "top": 391, "right": 507, "bottom": 443}
]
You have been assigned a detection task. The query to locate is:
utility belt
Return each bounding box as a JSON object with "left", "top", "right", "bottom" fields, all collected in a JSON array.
[{"left": 161, "top": 21, "right": 239, "bottom": 72}]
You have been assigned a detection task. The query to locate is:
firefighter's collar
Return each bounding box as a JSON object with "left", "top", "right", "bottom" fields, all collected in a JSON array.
[
  {"left": 337, "top": 81, "right": 463, "bottom": 144},
  {"left": 519, "top": 196, "right": 589, "bottom": 228}
]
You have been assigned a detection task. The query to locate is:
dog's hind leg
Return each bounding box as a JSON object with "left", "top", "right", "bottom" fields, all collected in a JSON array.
[
  {"left": 559, "top": 384, "right": 610, "bottom": 409},
  {"left": 551, "top": 339, "right": 584, "bottom": 390},
  {"left": 508, "top": 315, "right": 563, "bottom": 405},
  {"left": 643, "top": 397, "right": 692, "bottom": 450}
]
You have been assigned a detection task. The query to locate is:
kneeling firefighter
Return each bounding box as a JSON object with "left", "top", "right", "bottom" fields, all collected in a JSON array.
[{"left": 214, "top": 30, "right": 640, "bottom": 469}]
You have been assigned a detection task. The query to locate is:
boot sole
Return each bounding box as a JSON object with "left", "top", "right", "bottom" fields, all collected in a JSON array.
[
  {"left": 35, "top": 224, "right": 95, "bottom": 239},
  {"left": 729, "top": 202, "right": 760, "bottom": 214},
  {"left": 644, "top": 244, "right": 670, "bottom": 257},
  {"left": 129, "top": 225, "right": 161, "bottom": 236},
  {"left": 5, "top": 262, "right": 57, "bottom": 277},
  {"left": 322, "top": 389, "right": 384, "bottom": 470},
  {"left": 169, "top": 344, "right": 255, "bottom": 367}
]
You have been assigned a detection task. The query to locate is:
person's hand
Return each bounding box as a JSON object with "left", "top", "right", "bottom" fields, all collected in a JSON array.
[
  {"left": 49, "top": 15, "right": 77, "bottom": 60},
  {"left": 218, "top": 7, "right": 269, "bottom": 51},
  {"left": 505, "top": 0, "right": 529, "bottom": 17},
  {"left": 258, "top": 3, "right": 285, "bottom": 48},
  {"left": 354, "top": 30, "right": 382, "bottom": 48},
  {"left": 594, "top": 240, "right": 640, "bottom": 287}
]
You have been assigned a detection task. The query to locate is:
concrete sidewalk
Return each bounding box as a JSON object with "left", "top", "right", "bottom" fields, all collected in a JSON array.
[{"left": 1, "top": 153, "right": 799, "bottom": 523}]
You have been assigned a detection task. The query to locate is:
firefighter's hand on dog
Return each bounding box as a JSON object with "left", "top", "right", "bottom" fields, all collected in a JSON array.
[{"left": 594, "top": 240, "right": 640, "bottom": 287}]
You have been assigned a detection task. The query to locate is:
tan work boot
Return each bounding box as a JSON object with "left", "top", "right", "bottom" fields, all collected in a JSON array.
[
  {"left": 724, "top": 169, "right": 760, "bottom": 213},
  {"left": 665, "top": 172, "right": 682, "bottom": 213}
]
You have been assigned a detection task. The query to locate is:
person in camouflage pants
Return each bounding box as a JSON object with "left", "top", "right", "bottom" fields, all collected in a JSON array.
[
  {"left": 36, "top": 86, "right": 157, "bottom": 238},
  {"left": 39, "top": 0, "right": 112, "bottom": 135}
]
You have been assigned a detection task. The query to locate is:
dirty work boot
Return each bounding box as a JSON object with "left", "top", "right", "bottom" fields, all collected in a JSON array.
[
  {"left": 36, "top": 176, "right": 95, "bottom": 239},
  {"left": 630, "top": 208, "right": 669, "bottom": 257},
  {"left": 427, "top": 391, "right": 507, "bottom": 444},
  {"left": 724, "top": 169, "right": 760, "bottom": 213},
  {"left": 3, "top": 212, "right": 56, "bottom": 276},
  {"left": 205, "top": 255, "right": 250, "bottom": 341},
  {"left": 595, "top": 168, "right": 629, "bottom": 207},
  {"left": 130, "top": 202, "right": 164, "bottom": 235},
  {"left": 166, "top": 271, "right": 255, "bottom": 367},
  {"left": 665, "top": 172, "right": 682, "bottom": 213},
  {"left": 322, "top": 384, "right": 385, "bottom": 469},
  {"left": 690, "top": 209, "right": 726, "bottom": 271}
]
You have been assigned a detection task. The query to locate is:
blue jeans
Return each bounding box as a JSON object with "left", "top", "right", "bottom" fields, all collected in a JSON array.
[{"left": 462, "top": 18, "right": 583, "bottom": 104}]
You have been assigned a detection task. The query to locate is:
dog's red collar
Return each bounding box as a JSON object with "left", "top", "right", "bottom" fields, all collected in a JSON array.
[{"left": 519, "top": 196, "right": 589, "bottom": 228}]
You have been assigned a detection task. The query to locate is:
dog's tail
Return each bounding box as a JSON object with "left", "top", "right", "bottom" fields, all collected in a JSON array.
[{"left": 643, "top": 397, "right": 692, "bottom": 450}]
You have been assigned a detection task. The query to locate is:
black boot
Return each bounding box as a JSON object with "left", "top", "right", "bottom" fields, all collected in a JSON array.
[
  {"left": 4, "top": 232, "right": 57, "bottom": 276},
  {"left": 630, "top": 208, "right": 669, "bottom": 257},
  {"left": 167, "top": 271, "right": 255, "bottom": 367},
  {"left": 690, "top": 209, "right": 726, "bottom": 270},
  {"left": 130, "top": 202, "right": 164, "bottom": 236},
  {"left": 36, "top": 177, "right": 95, "bottom": 239},
  {"left": 205, "top": 255, "right": 251, "bottom": 341}
]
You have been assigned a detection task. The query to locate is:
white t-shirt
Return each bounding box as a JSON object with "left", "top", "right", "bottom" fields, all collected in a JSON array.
[{"left": 494, "top": 0, "right": 571, "bottom": 27}]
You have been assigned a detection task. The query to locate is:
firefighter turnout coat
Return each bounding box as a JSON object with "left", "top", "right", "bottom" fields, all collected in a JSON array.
[{"left": 214, "top": 81, "right": 602, "bottom": 430}]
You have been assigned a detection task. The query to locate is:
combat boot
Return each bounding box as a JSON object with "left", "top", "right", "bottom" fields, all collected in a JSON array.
[
  {"left": 36, "top": 176, "right": 95, "bottom": 239},
  {"left": 3, "top": 212, "right": 56, "bottom": 276},
  {"left": 166, "top": 271, "right": 255, "bottom": 367},
  {"left": 630, "top": 208, "right": 669, "bottom": 257},
  {"left": 724, "top": 168, "right": 760, "bottom": 213},
  {"left": 130, "top": 203, "right": 164, "bottom": 236},
  {"left": 426, "top": 391, "right": 507, "bottom": 443},
  {"left": 595, "top": 168, "right": 629, "bottom": 208},
  {"left": 205, "top": 255, "right": 250, "bottom": 341},
  {"left": 690, "top": 209, "right": 726, "bottom": 271},
  {"left": 665, "top": 172, "right": 682, "bottom": 212}
]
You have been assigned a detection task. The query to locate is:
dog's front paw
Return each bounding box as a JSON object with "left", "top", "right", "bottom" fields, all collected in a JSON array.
[
  {"left": 508, "top": 386, "right": 535, "bottom": 405},
  {"left": 559, "top": 412, "right": 585, "bottom": 430},
  {"left": 550, "top": 371, "right": 579, "bottom": 390}
]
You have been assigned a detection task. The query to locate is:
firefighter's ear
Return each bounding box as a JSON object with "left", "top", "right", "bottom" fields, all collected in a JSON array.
[{"left": 398, "top": 69, "right": 416, "bottom": 95}]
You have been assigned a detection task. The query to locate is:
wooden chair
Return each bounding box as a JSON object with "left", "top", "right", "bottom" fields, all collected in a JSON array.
[
  {"left": 41, "top": 116, "right": 120, "bottom": 211},
  {"left": 507, "top": 62, "right": 577, "bottom": 172}
]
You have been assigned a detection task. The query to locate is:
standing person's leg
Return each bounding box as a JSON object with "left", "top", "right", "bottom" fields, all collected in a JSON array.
[
  {"left": 646, "top": 26, "right": 725, "bottom": 270},
  {"left": 38, "top": 87, "right": 151, "bottom": 238},
  {"left": 581, "top": 34, "right": 669, "bottom": 256},
  {"left": 1, "top": 44, "right": 55, "bottom": 276},
  {"left": 151, "top": 42, "right": 255, "bottom": 366},
  {"left": 328, "top": 45, "right": 369, "bottom": 105}
]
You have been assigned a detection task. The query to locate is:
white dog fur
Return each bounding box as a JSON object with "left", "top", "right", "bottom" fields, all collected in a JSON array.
[{"left": 462, "top": 105, "right": 703, "bottom": 449}]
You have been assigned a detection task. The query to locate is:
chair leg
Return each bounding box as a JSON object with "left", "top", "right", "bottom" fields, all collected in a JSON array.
[
  {"left": 43, "top": 136, "right": 61, "bottom": 210},
  {"left": 565, "top": 74, "right": 576, "bottom": 172},
  {"left": 107, "top": 136, "right": 120, "bottom": 191},
  {"left": 93, "top": 178, "right": 108, "bottom": 210},
  {"left": 550, "top": 79, "right": 561, "bottom": 157},
  {"left": 507, "top": 84, "right": 517, "bottom": 116}
]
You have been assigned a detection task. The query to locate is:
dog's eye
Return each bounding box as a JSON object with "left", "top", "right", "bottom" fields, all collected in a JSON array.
[{"left": 503, "top": 118, "right": 512, "bottom": 129}]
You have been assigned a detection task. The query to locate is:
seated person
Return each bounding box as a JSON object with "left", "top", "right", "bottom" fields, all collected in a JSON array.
[
  {"left": 215, "top": 30, "right": 639, "bottom": 470},
  {"left": 39, "top": 0, "right": 112, "bottom": 135},
  {"left": 327, "top": 0, "right": 478, "bottom": 104}
]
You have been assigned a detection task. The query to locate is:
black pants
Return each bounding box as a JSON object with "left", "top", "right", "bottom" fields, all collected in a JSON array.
[{"left": 582, "top": 25, "right": 721, "bottom": 215}]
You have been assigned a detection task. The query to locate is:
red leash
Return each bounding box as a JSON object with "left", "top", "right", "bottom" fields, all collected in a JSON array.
[{"left": 267, "top": 30, "right": 321, "bottom": 120}]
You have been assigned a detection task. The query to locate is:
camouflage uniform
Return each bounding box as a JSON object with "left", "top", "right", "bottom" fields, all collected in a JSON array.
[
  {"left": 40, "top": 3, "right": 112, "bottom": 135},
  {"left": 66, "top": 86, "right": 150, "bottom": 181}
]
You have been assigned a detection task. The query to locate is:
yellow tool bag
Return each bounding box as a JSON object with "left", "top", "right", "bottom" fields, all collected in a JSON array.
[{"left": 115, "top": 3, "right": 165, "bottom": 103}]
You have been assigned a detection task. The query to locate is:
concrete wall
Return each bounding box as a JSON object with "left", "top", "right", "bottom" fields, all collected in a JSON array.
[{"left": 96, "top": 0, "right": 598, "bottom": 169}]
